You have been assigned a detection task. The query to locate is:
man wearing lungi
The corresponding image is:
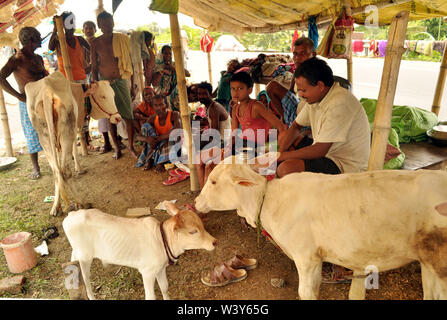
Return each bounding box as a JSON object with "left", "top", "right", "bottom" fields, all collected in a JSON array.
[{"left": 0, "top": 27, "right": 47, "bottom": 179}]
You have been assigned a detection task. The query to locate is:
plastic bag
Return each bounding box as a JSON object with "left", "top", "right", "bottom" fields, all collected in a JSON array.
[
  {"left": 149, "top": 0, "right": 178, "bottom": 14},
  {"left": 327, "top": 9, "right": 354, "bottom": 59}
]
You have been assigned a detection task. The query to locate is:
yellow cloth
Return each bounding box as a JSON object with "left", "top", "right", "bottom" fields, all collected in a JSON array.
[{"left": 113, "top": 33, "right": 133, "bottom": 79}]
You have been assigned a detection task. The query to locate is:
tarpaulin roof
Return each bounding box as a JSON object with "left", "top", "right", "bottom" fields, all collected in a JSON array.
[
  {"left": 0, "top": 0, "right": 64, "bottom": 46},
  {"left": 177, "top": 0, "right": 447, "bottom": 35}
]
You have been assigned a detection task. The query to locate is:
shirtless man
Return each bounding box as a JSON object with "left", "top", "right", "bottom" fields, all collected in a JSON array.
[
  {"left": 0, "top": 27, "right": 47, "bottom": 179},
  {"left": 90, "top": 11, "right": 137, "bottom": 159}
]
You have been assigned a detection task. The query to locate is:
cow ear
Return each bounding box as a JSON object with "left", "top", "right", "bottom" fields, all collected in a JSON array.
[
  {"left": 164, "top": 201, "right": 179, "bottom": 216},
  {"left": 232, "top": 175, "right": 256, "bottom": 187},
  {"left": 173, "top": 214, "right": 184, "bottom": 230},
  {"left": 83, "top": 83, "right": 98, "bottom": 97},
  {"left": 435, "top": 202, "right": 447, "bottom": 216}
]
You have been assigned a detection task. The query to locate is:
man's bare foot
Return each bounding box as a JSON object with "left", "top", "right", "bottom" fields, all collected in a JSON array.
[
  {"left": 100, "top": 144, "right": 112, "bottom": 154},
  {"left": 113, "top": 149, "right": 122, "bottom": 160},
  {"left": 30, "top": 170, "right": 41, "bottom": 180},
  {"left": 143, "top": 159, "right": 153, "bottom": 170},
  {"left": 129, "top": 148, "right": 138, "bottom": 159},
  {"left": 154, "top": 164, "right": 164, "bottom": 173}
]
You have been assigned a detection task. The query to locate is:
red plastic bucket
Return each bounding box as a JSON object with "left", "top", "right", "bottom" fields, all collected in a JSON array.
[{"left": 1, "top": 232, "right": 37, "bottom": 273}]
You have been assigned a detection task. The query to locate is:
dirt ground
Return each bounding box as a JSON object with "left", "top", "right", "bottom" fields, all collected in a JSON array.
[{"left": 0, "top": 139, "right": 424, "bottom": 300}]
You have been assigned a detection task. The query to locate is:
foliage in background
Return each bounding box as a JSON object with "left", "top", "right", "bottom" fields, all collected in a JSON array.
[{"left": 135, "top": 17, "right": 445, "bottom": 60}]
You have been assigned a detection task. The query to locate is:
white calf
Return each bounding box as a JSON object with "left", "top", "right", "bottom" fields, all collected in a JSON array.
[{"left": 63, "top": 201, "right": 216, "bottom": 300}]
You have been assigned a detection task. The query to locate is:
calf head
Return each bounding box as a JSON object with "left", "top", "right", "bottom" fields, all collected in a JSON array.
[
  {"left": 194, "top": 156, "right": 267, "bottom": 228},
  {"left": 87, "top": 81, "right": 122, "bottom": 124},
  {"left": 164, "top": 201, "right": 216, "bottom": 251}
]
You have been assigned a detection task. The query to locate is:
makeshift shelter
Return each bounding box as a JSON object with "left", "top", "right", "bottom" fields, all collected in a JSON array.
[
  {"left": 213, "top": 34, "right": 245, "bottom": 52},
  {"left": 2, "top": 0, "right": 447, "bottom": 175}
]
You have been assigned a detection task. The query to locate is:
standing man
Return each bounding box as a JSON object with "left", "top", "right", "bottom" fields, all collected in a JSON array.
[
  {"left": 83, "top": 20, "right": 113, "bottom": 154},
  {"left": 266, "top": 37, "right": 316, "bottom": 127},
  {"left": 90, "top": 11, "right": 137, "bottom": 159},
  {"left": 0, "top": 27, "right": 47, "bottom": 179}
]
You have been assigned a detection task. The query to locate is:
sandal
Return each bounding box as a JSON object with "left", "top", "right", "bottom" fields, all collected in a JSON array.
[
  {"left": 168, "top": 168, "right": 190, "bottom": 177},
  {"left": 201, "top": 263, "right": 247, "bottom": 287},
  {"left": 162, "top": 174, "right": 189, "bottom": 186},
  {"left": 87, "top": 145, "right": 99, "bottom": 152},
  {"left": 321, "top": 266, "right": 353, "bottom": 284},
  {"left": 226, "top": 255, "right": 257, "bottom": 270}
]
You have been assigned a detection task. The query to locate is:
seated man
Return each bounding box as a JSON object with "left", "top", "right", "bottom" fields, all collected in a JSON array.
[
  {"left": 194, "top": 81, "right": 231, "bottom": 189},
  {"left": 135, "top": 94, "right": 181, "bottom": 172},
  {"left": 266, "top": 37, "right": 315, "bottom": 127},
  {"left": 277, "top": 57, "right": 371, "bottom": 284},
  {"left": 133, "top": 86, "right": 156, "bottom": 134},
  {"left": 277, "top": 57, "right": 371, "bottom": 177}
]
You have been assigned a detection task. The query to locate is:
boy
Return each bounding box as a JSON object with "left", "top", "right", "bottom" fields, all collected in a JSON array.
[
  {"left": 90, "top": 11, "right": 137, "bottom": 159},
  {"left": 195, "top": 81, "right": 231, "bottom": 189},
  {"left": 133, "top": 86, "right": 156, "bottom": 134},
  {"left": 0, "top": 27, "right": 47, "bottom": 179},
  {"left": 135, "top": 95, "right": 181, "bottom": 172}
]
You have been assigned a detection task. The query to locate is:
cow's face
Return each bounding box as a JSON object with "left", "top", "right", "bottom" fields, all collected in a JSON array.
[
  {"left": 165, "top": 201, "right": 216, "bottom": 252},
  {"left": 195, "top": 158, "right": 266, "bottom": 227},
  {"left": 87, "top": 81, "right": 121, "bottom": 123}
]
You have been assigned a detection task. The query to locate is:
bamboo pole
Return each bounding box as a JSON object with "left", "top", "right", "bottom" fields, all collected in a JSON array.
[
  {"left": 347, "top": 58, "right": 353, "bottom": 85},
  {"left": 55, "top": 16, "right": 88, "bottom": 156},
  {"left": 431, "top": 43, "right": 447, "bottom": 116},
  {"left": 0, "top": 89, "right": 13, "bottom": 157},
  {"left": 254, "top": 83, "right": 260, "bottom": 97},
  {"left": 169, "top": 14, "right": 200, "bottom": 191},
  {"left": 368, "top": 11, "right": 409, "bottom": 171},
  {"left": 345, "top": 1, "right": 353, "bottom": 86},
  {"left": 207, "top": 51, "right": 213, "bottom": 85}
]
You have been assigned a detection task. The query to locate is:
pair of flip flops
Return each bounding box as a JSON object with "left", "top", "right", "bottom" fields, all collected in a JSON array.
[
  {"left": 201, "top": 255, "right": 257, "bottom": 287},
  {"left": 162, "top": 168, "right": 190, "bottom": 186}
]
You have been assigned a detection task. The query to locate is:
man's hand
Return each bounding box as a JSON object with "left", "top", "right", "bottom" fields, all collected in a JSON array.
[{"left": 18, "top": 93, "right": 26, "bottom": 103}]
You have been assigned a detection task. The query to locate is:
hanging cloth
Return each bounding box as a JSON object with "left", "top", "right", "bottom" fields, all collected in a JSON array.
[
  {"left": 308, "top": 16, "right": 319, "bottom": 50},
  {"left": 291, "top": 30, "right": 300, "bottom": 52}
]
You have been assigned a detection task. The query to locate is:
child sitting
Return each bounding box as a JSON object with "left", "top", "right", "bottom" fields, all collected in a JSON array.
[
  {"left": 198, "top": 71, "right": 287, "bottom": 189},
  {"left": 133, "top": 86, "right": 156, "bottom": 134},
  {"left": 135, "top": 94, "right": 181, "bottom": 172}
]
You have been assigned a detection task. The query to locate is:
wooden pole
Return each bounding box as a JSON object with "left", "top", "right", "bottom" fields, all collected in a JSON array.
[
  {"left": 55, "top": 16, "right": 88, "bottom": 156},
  {"left": 431, "top": 44, "right": 447, "bottom": 116},
  {"left": 0, "top": 89, "right": 13, "bottom": 157},
  {"left": 368, "top": 11, "right": 409, "bottom": 171},
  {"left": 254, "top": 83, "right": 261, "bottom": 97},
  {"left": 207, "top": 51, "right": 212, "bottom": 85},
  {"left": 169, "top": 14, "right": 200, "bottom": 191},
  {"left": 345, "top": 1, "right": 353, "bottom": 86}
]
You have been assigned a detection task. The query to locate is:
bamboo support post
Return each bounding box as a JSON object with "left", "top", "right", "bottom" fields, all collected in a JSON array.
[
  {"left": 347, "top": 58, "right": 353, "bottom": 86},
  {"left": 169, "top": 14, "right": 200, "bottom": 191},
  {"left": 254, "top": 83, "right": 261, "bottom": 97},
  {"left": 55, "top": 16, "right": 88, "bottom": 156},
  {"left": 0, "top": 89, "right": 13, "bottom": 156},
  {"left": 139, "top": 60, "right": 145, "bottom": 101},
  {"left": 345, "top": 1, "right": 353, "bottom": 86},
  {"left": 207, "top": 51, "right": 212, "bottom": 85},
  {"left": 368, "top": 11, "right": 409, "bottom": 171},
  {"left": 431, "top": 43, "right": 447, "bottom": 116}
]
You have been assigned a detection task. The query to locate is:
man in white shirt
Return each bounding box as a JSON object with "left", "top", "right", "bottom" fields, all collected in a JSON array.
[{"left": 277, "top": 57, "right": 370, "bottom": 178}]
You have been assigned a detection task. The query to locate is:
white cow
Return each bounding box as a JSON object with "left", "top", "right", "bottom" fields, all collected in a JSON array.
[
  {"left": 63, "top": 201, "right": 217, "bottom": 300},
  {"left": 195, "top": 157, "right": 447, "bottom": 300},
  {"left": 25, "top": 71, "right": 120, "bottom": 216}
]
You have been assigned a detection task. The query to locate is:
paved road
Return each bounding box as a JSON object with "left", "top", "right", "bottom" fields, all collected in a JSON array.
[{"left": 1, "top": 50, "right": 445, "bottom": 153}]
